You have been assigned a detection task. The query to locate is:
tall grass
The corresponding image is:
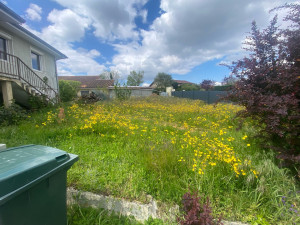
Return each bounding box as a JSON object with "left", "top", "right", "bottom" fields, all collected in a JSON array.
[
  {"left": 0, "top": 97, "right": 299, "bottom": 224},
  {"left": 67, "top": 205, "right": 164, "bottom": 225},
  {"left": 68, "top": 205, "right": 147, "bottom": 225}
]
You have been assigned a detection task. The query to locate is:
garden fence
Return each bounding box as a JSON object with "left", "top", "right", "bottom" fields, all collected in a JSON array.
[{"left": 171, "top": 91, "right": 228, "bottom": 104}]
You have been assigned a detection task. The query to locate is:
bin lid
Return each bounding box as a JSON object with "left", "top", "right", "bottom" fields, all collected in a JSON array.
[{"left": 0, "top": 145, "right": 78, "bottom": 204}]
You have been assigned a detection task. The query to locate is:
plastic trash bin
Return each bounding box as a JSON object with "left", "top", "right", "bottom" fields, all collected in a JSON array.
[{"left": 0, "top": 145, "right": 78, "bottom": 225}]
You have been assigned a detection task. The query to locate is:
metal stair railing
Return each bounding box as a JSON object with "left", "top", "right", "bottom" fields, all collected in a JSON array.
[{"left": 0, "top": 51, "right": 58, "bottom": 102}]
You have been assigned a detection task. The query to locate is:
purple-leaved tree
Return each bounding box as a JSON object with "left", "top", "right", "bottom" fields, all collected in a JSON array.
[{"left": 225, "top": 3, "right": 300, "bottom": 163}]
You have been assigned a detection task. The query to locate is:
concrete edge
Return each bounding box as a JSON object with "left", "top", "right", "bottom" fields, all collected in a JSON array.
[
  {"left": 67, "top": 188, "right": 164, "bottom": 222},
  {"left": 66, "top": 188, "right": 249, "bottom": 225},
  {"left": 0, "top": 144, "right": 6, "bottom": 151}
]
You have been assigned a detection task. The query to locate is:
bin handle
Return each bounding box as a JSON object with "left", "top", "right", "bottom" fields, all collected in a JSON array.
[{"left": 55, "top": 154, "right": 69, "bottom": 162}]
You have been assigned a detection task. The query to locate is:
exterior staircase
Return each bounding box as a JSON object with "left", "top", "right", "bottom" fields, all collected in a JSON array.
[{"left": 0, "top": 51, "right": 58, "bottom": 107}]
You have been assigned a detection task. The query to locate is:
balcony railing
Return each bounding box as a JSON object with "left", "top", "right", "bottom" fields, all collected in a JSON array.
[{"left": 0, "top": 51, "right": 58, "bottom": 102}]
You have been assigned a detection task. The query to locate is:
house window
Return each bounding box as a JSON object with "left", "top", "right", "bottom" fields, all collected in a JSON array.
[
  {"left": 0, "top": 37, "right": 7, "bottom": 60},
  {"left": 31, "top": 51, "right": 41, "bottom": 70}
]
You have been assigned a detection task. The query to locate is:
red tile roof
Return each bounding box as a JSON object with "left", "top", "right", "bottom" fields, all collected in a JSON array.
[{"left": 58, "top": 76, "right": 114, "bottom": 89}]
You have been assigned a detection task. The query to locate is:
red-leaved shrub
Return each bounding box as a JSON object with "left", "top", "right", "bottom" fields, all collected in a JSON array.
[
  {"left": 225, "top": 3, "right": 300, "bottom": 163},
  {"left": 178, "top": 192, "right": 222, "bottom": 225}
]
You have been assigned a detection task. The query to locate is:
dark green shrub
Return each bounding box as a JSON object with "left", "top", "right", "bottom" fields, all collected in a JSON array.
[
  {"left": 200, "top": 80, "right": 214, "bottom": 91},
  {"left": 178, "top": 83, "right": 200, "bottom": 91},
  {"left": 152, "top": 89, "right": 159, "bottom": 95},
  {"left": 0, "top": 103, "right": 27, "bottom": 125},
  {"left": 153, "top": 73, "right": 173, "bottom": 92},
  {"left": 59, "top": 80, "right": 81, "bottom": 102},
  {"left": 28, "top": 95, "right": 48, "bottom": 110}
]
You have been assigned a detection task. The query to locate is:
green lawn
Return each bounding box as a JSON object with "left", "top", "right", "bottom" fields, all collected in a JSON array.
[{"left": 1, "top": 97, "right": 299, "bottom": 224}]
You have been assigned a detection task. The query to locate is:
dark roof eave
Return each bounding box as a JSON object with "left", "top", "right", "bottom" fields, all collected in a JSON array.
[{"left": 0, "top": 3, "right": 25, "bottom": 24}]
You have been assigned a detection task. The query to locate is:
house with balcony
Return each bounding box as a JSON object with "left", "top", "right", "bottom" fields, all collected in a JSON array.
[{"left": 0, "top": 3, "right": 66, "bottom": 108}]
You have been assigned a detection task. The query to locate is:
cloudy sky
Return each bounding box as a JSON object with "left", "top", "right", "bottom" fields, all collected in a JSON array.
[{"left": 3, "top": 0, "right": 298, "bottom": 85}]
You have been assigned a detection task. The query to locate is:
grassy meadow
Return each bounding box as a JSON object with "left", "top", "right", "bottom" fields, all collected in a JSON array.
[{"left": 1, "top": 96, "right": 299, "bottom": 224}]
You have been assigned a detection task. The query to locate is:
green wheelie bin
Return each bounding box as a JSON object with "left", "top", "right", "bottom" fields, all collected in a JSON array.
[{"left": 0, "top": 145, "right": 78, "bottom": 225}]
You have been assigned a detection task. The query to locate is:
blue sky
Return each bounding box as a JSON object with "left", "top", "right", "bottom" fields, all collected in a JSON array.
[{"left": 3, "top": 0, "right": 297, "bottom": 85}]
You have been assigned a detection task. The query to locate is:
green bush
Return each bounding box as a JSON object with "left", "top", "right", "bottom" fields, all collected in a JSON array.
[
  {"left": 59, "top": 80, "right": 81, "bottom": 102},
  {"left": 0, "top": 103, "right": 27, "bottom": 125},
  {"left": 114, "top": 83, "right": 131, "bottom": 101},
  {"left": 28, "top": 95, "right": 48, "bottom": 110},
  {"left": 178, "top": 83, "right": 200, "bottom": 91}
]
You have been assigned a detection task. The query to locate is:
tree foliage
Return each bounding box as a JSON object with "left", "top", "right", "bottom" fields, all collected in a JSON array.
[
  {"left": 99, "top": 70, "right": 119, "bottom": 83},
  {"left": 222, "top": 75, "right": 238, "bottom": 85},
  {"left": 225, "top": 3, "right": 300, "bottom": 161},
  {"left": 127, "top": 70, "right": 144, "bottom": 86},
  {"left": 200, "top": 80, "right": 214, "bottom": 90},
  {"left": 154, "top": 72, "right": 173, "bottom": 92},
  {"left": 114, "top": 82, "right": 131, "bottom": 101},
  {"left": 178, "top": 83, "right": 200, "bottom": 91},
  {"left": 59, "top": 80, "right": 81, "bottom": 102},
  {"left": 172, "top": 81, "right": 179, "bottom": 90}
]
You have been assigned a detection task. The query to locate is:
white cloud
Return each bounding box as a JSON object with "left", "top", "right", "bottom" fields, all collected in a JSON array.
[
  {"left": 40, "top": 8, "right": 105, "bottom": 75},
  {"left": 110, "top": 0, "right": 295, "bottom": 80},
  {"left": 42, "top": 9, "right": 90, "bottom": 43},
  {"left": 53, "top": 0, "right": 146, "bottom": 41},
  {"left": 22, "top": 8, "right": 106, "bottom": 76},
  {"left": 139, "top": 9, "right": 148, "bottom": 23},
  {"left": 87, "top": 49, "right": 101, "bottom": 58},
  {"left": 142, "top": 82, "right": 150, "bottom": 87},
  {"left": 23, "top": 0, "right": 297, "bottom": 80},
  {"left": 56, "top": 47, "right": 106, "bottom": 76},
  {"left": 25, "top": 4, "right": 42, "bottom": 21}
]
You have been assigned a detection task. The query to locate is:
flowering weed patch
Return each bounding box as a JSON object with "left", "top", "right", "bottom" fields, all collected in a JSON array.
[{"left": 0, "top": 97, "right": 299, "bottom": 224}]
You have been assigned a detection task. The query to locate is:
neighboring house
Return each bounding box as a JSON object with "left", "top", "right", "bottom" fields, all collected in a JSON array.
[
  {"left": 58, "top": 76, "right": 114, "bottom": 97},
  {"left": 0, "top": 3, "right": 66, "bottom": 107},
  {"left": 58, "top": 76, "right": 154, "bottom": 99},
  {"left": 150, "top": 79, "right": 194, "bottom": 88}
]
